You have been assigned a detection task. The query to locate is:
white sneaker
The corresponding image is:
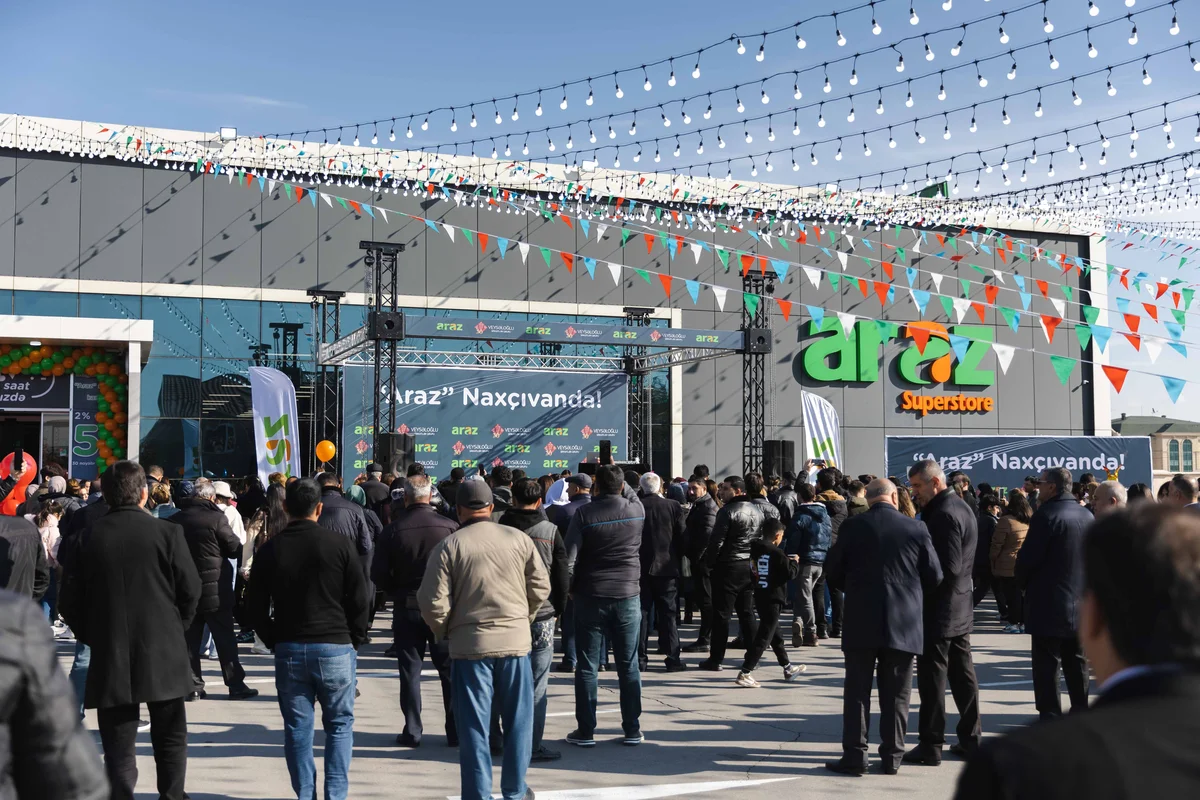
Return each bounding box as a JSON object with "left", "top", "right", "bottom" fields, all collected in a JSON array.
[
  {"left": 54, "top": 627, "right": 73, "bottom": 639},
  {"left": 784, "top": 664, "right": 807, "bottom": 682},
  {"left": 251, "top": 642, "right": 271, "bottom": 655},
  {"left": 735, "top": 671, "right": 760, "bottom": 688},
  {"left": 137, "top": 720, "right": 151, "bottom": 732}
]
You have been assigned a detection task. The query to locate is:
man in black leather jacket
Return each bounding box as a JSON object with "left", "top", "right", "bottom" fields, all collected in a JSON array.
[
  {"left": 770, "top": 472, "right": 799, "bottom": 529},
  {"left": 316, "top": 472, "right": 374, "bottom": 578},
  {"left": 683, "top": 478, "right": 718, "bottom": 652},
  {"left": 699, "top": 476, "right": 765, "bottom": 670},
  {"left": 747, "top": 472, "right": 781, "bottom": 525},
  {"left": 0, "top": 589, "right": 107, "bottom": 800}
]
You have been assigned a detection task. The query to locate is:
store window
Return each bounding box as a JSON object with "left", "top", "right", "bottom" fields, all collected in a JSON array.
[
  {"left": 1185, "top": 440, "right": 1194, "bottom": 473},
  {"left": 1170, "top": 439, "right": 1180, "bottom": 471}
]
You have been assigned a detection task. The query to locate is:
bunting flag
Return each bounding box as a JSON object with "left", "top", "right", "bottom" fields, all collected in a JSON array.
[
  {"left": 634, "top": 268, "right": 652, "bottom": 284},
  {"left": 930, "top": 273, "right": 945, "bottom": 293},
  {"left": 691, "top": 242, "right": 703, "bottom": 263},
  {"left": 1123, "top": 332, "right": 1142, "bottom": 351},
  {"left": 910, "top": 289, "right": 931, "bottom": 316},
  {"left": 443, "top": 224, "right": 456, "bottom": 242},
  {"left": 992, "top": 343, "right": 1016, "bottom": 374},
  {"left": 583, "top": 257, "right": 597, "bottom": 279},
  {"left": 1143, "top": 303, "right": 1159, "bottom": 321},
  {"left": 984, "top": 284, "right": 999, "bottom": 305},
  {"left": 835, "top": 312, "right": 856, "bottom": 336},
  {"left": 802, "top": 266, "right": 821, "bottom": 288},
  {"left": 540, "top": 247, "right": 553, "bottom": 268},
  {"left": 1074, "top": 323, "right": 1092, "bottom": 350},
  {"left": 1162, "top": 375, "right": 1186, "bottom": 403},
  {"left": 1082, "top": 305, "right": 1100, "bottom": 325},
  {"left": 874, "top": 281, "right": 891, "bottom": 308},
  {"left": 999, "top": 306, "right": 1020, "bottom": 333},
  {"left": 1049, "top": 355, "right": 1077, "bottom": 386},
  {"left": 1102, "top": 365, "right": 1129, "bottom": 393},
  {"left": 1039, "top": 315, "right": 1062, "bottom": 344},
  {"left": 771, "top": 260, "right": 790, "bottom": 281},
  {"left": 806, "top": 305, "right": 825, "bottom": 330},
  {"left": 948, "top": 334, "right": 971, "bottom": 364},
  {"left": 712, "top": 286, "right": 728, "bottom": 311},
  {"left": 717, "top": 248, "right": 730, "bottom": 272},
  {"left": 560, "top": 252, "right": 574, "bottom": 273},
  {"left": 1145, "top": 338, "right": 1163, "bottom": 363},
  {"left": 518, "top": 242, "right": 530, "bottom": 263},
  {"left": 1091, "top": 324, "right": 1113, "bottom": 353},
  {"left": 906, "top": 267, "right": 918, "bottom": 287},
  {"left": 951, "top": 297, "right": 970, "bottom": 323},
  {"left": 742, "top": 293, "right": 761, "bottom": 317},
  {"left": 909, "top": 324, "right": 933, "bottom": 354},
  {"left": 777, "top": 298, "right": 793, "bottom": 321},
  {"left": 685, "top": 279, "right": 701, "bottom": 304},
  {"left": 606, "top": 261, "right": 621, "bottom": 285}
]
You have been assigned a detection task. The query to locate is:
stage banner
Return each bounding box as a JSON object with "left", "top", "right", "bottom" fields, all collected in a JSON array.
[
  {"left": 341, "top": 365, "right": 628, "bottom": 484},
  {"left": 801, "top": 391, "right": 843, "bottom": 471},
  {"left": 249, "top": 367, "right": 302, "bottom": 488},
  {"left": 885, "top": 435, "right": 1153, "bottom": 494}
]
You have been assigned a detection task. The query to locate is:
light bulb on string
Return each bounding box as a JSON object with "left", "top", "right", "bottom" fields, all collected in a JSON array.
[
  {"left": 793, "top": 115, "right": 800, "bottom": 135},
  {"left": 999, "top": 15, "right": 1009, "bottom": 43},
  {"left": 938, "top": 81, "right": 947, "bottom": 101},
  {"left": 836, "top": 140, "right": 843, "bottom": 161},
  {"left": 697, "top": 139, "right": 704, "bottom": 155},
  {"left": 811, "top": 150, "right": 819, "bottom": 165},
  {"left": 407, "top": 121, "right": 414, "bottom": 138},
  {"left": 951, "top": 35, "right": 963, "bottom": 57},
  {"left": 682, "top": 107, "right": 691, "bottom": 124},
  {"left": 1129, "top": 18, "right": 1138, "bottom": 44},
  {"left": 898, "top": 52, "right": 906, "bottom": 72},
  {"left": 793, "top": 78, "right": 802, "bottom": 100},
  {"left": 1073, "top": 89, "right": 1082, "bottom": 106},
  {"left": 906, "top": 83, "right": 914, "bottom": 107},
  {"left": 823, "top": 73, "right": 832, "bottom": 93},
  {"left": 889, "top": 129, "right": 897, "bottom": 148},
  {"left": 352, "top": 129, "right": 359, "bottom": 146},
  {"left": 757, "top": 37, "right": 766, "bottom": 61},
  {"left": 535, "top": 93, "right": 543, "bottom": 115},
  {"left": 632, "top": 149, "right": 640, "bottom": 163},
  {"left": 1008, "top": 58, "right": 1017, "bottom": 80},
  {"left": 836, "top": 18, "right": 846, "bottom": 46},
  {"left": 547, "top": 136, "right": 555, "bottom": 152},
  {"left": 421, "top": 117, "right": 429, "bottom": 131},
  {"left": 704, "top": 95, "right": 713, "bottom": 119},
  {"left": 662, "top": 111, "right": 671, "bottom": 128},
  {"left": 693, "top": 55, "right": 702, "bottom": 78},
  {"left": 1088, "top": 37, "right": 1097, "bottom": 58},
  {"left": 761, "top": 85, "right": 770, "bottom": 104},
  {"left": 1089, "top": 0, "right": 1099, "bottom": 15},
  {"left": 566, "top": 135, "right": 573, "bottom": 149},
  {"left": 1050, "top": 51, "right": 1059, "bottom": 69},
  {"left": 668, "top": 61, "right": 676, "bottom": 87},
  {"left": 795, "top": 25, "right": 807, "bottom": 49},
  {"left": 371, "top": 126, "right": 378, "bottom": 145},
  {"left": 818, "top": 105, "right": 826, "bottom": 127},
  {"left": 917, "top": 127, "right": 925, "bottom": 143},
  {"left": 608, "top": 123, "right": 616, "bottom": 139},
  {"left": 768, "top": 124, "right": 775, "bottom": 141},
  {"left": 976, "top": 63, "right": 987, "bottom": 87},
  {"left": 614, "top": 79, "right": 623, "bottom": 99},
  {"left": 643, "top": 67, "right": 652, "bottom": 91},
  {"left": 628, "top": 117, "right": 636, "bottom": 135},
  {"left": 877, "top": 94, "right": 885, "bottom": 114},
  {"left": 970, "top": 113, "right": 977, "bottom": 133},
  {"left": 850, "top": 65, "right": 859, "bottom": 85},
  {"left": 745, "top": 127, "right": 753, "bottom": 143},
  {"left": 587, "top": 82, "right": 594, "bottom": 105},
  {"left": 847, "top": 105, "right": 856, "bottom": 123},
  {"left": 389, "top": 120, "right": 396, "bottom": 141},
  {"left": 589, "top": 128, "right": 596, "bottom": 143},
  {"left": 910, "top": 4, "right": 919, "bottom": 25},
  {"left": 751, "top": 163, "right": 758, "bottom": 176},
  {"left": 1171, "top": 13, "right": 1180, "bottom": 35},
  {"left": 718, "top": 129, "right": 725, "bottom": 148},
  {"left": 1143, "top": 67, "right": 1153, "bottom": 85},
  {"left": 521, "top": 140, "right": 529, "bottom": 155},
  {"left": 736, "top": 38, "right": 745, "bottom": 55}
]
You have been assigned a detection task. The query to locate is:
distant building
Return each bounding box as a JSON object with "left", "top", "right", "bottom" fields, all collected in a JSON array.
[{"left": 1111, "top": 413, "right": 1200, "bottom": 490}]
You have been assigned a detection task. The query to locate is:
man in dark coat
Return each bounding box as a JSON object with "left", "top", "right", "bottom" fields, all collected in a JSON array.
[
  {"left": 58, "top": 461, "right": 202, "bottom": 800},
  {"left": 682, "top": 476, "right": 718, "bottom": 653},
  {"left": 699, "top": 477, "right": 765, "bottom": 670},
  {"left": 170, "top": 481, "right": 256, "bottom": 700},
  {"left": 955, "top": 504, "right": 1200, "bottom": 799},
  {"left": 360, "top": 463, "right": 391, "bottom": 517},
  {"left": 0, "top": 512, "right": 49, "bottom": 600},
  {"left": 769, "top": 472, "right": 799, "bottom": 529},
  {"left": 906, "top": 458, "right": 982, "bottom": 764},
  {"left": 1017, "top": 466, "right": 1094, "bottom": 719},
  {"left": 637, "top": 473, "right": 688, "bottom": 672},
  {"left": 548, "top": 473, "right": 592, "bottom": 672},
  {"left": 824, "top": 479, "right": 942, "bottom": 776},
  {"left": 316, "top": 472, "right": 373, "bottom": 575},
  {"left": 489, "top": 465, "right": 514, "bottom": 522},
  {"left": 973, "top": 494, "right": 1004, "bottom": 614},
  {"left": 371, "top": 473, "right": 459, "bottom": 748},
  {"left": 0, "top": 589, "right": 107, "bottom": 800},
  {"left": 814, "top": 468, "right": 849, "bottom": 638}
]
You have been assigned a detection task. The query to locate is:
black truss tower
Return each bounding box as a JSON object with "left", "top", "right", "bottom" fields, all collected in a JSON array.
[
  {"left": 361, "top": 240, "right": 405, "bottom": 459},
  {"left": 308, "top": 289, "right": 345, "bottom": 474},
  {"left": 742, "top": 273, "right": 774, "bottom": 474},
  {"left": 623, "top": 307, "right": 654, "bottom": 466}
]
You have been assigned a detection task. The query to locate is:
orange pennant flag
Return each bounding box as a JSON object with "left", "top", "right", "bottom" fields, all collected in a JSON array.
[
  {"left": 294, "top": 187, "right": 305, "bottom": 203},
  {"left": 1035, "top": 279, "right": 1049, "bottom": 298},
  {"left": 560, "top": 252, "right": 574, "bottom": 273},
  {"left": 1102, "top": 365, "right": 1129, "bottom": 393},
  {"left": 971, "top": 302, "right": 986, "bottom": 323},
  {"left": 758, "top": 255, "right": 767, "bottom": 275},
  {"left": 560, "top": 214, "right": 573, "bottom": 229},
  {"left": 1124, "top": 314, "right": 1140, "bottom": 333},
  {"left": 643, "top": 233, "right": 655, "bottom": 253},
  {"left": 658, "top": 273, "right": 672, "bottom": 297},
  {"left": 936, "top": 233, "right": 945, "bottom": 246},
  {"left": 796, "top": 231, "right": 808, "bottom": 244},
  {"left": 881, "top": 262, "right": 894, "bottom": 279},
  {"left": 874, "top": 281, "right": 890, "bottom": 307},
  {"left": 1119, "top": 271, "right": 1129, "bottom": 289},
  {"left": 813, "top": 225, "right": 822, "bottom": 242},
  {"left": 998, "top": 249, "right": 1008, "bottom": 264},
  {"left": 740, "top": 254, "right": 755, "bottom": 276},
  {"left": 1123, "top": 332, "right": 1142, "bottom": 351},
  {"left": 1173, "top": 292, "right": 1182, "bottom": 308},
  {"left": 908, "top": 325, "right": 933, "bottom": 354},
  {"left": 478, "top": 232, "right": 489, "bottom": 253},
  {"left": 1040, "top": 315, "right": 1063, "bottom": 343},
  {"left": 777, "top": 298, "right": 792, "bottom": 321},
  {"left": 1142, "top": 303, "right": 1158, "bottom": 321},
  {"left": 984, "top": 284, "right": 999, "bottom": 305},
  {"left": 1156, "top": 282, "right": 1169, "bottom": 299}
]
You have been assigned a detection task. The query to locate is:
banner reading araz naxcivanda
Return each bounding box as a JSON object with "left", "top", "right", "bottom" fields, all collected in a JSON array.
[
  {"left": 801, "top": 391, "right": 842, "bottom": 471},
  {"left": 886, "top": 435, "right": 1153, "bottom": 494},
  {"left": 249, "top": 367, "right": 302, "bottom": 488}
]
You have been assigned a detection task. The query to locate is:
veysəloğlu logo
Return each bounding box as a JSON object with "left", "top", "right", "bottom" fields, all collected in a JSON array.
[
  {"left": 453, "top": 441, "right": 465, "bottom": 455},
  {"left": 492, "top": 424, "right": 504, "bottom": 437},
  {"left": 474, "top": 321, "right": 488, "bottom": 334},
  {"left": 650, "top": 329, "right": 662, "bottom": 342},
  {"left": 397, "top": 423, "right": 411, "bottom": 435},
  {"left": 565, "top": 326, "right": 577, "bottom": 338},
  {"left": 544, "top": 442, "right": 557, "bottom": 455},
  {"left": 581, "top": 424, "right": 593, "bottom": 439}
]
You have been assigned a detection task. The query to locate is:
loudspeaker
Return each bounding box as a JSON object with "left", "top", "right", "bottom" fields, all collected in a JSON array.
[
  {"left": 763, "top": 439, "right": 795, "bottom": 478},
  {"left": 368, "top": 310, "right": 405, "bottom": 340},
  {"left": 599, "top": 439, "right": 612, "bottom": 465},
  {"left": 743, "top": 328, "right": 772, "bottom": 353},
  {"left": 376, "top": 432, "right": 415, "bottom": 475}
]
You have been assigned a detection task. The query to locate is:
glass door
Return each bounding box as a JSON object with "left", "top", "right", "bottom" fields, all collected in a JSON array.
[{"left": 41, "top": 413, "right": 69, "bottom": 475}]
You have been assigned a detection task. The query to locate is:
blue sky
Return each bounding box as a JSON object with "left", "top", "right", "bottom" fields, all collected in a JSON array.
[{"left": 3, "top": 0, "right": 1199, "bottom": 421}]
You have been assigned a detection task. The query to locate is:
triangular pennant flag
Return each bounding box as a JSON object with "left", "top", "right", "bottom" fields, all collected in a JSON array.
[
  {"left": 583, "top": 257, "right": 597, "bottom": 279},
  {"left": 560, "top": 252, "right": 574, "bottom": 273},
  {"left": 477, "top": 232, "right": 489, "bottom": 253},
  {"left": 930, "top": 272, "right": 945, "bottom": 293},
  {"left": 643, "top": 233, "right": 655, "bottom": 254},
  {"left": 460, "top": 227, "right": 473, "bottom": 244},
  {"left": 829, "top": 273, "right": 841, "bottom": 291},
  {"left": 836, "top": 251, "right": 849, "bottom": 270},
  {"left": 910, "top": 289, "right": 931, "bottom": 316},
  {"left": 1116, "top": 296, "right": 1131, "bottom": 315},
  {"left": 1019, "top": 291, "right": 1032, "bottom": 311},
  {"left": 1050, "top": 298, "right": 1066, "bottom": 318},
  {"left": 691, "top": 243, "right": 703, "bottom": 263},
  {"left": 777, "top": 298, "right": 793, "bottom": 321},
  {"left": 803, "top": 266, "right": 821, "bottom": 288},
  {"left": 579, "top": 219, "right": 589, "bottom": 239},
  {"left": 443, "top": 223, "right": 456, "bottom": 242},
  {"left": 685, "top": 279, "right": 701, "bottom": 304},
  {"left": 909, "top": 325, "right": 933, "bottom": 354},
  {"left": 1074, "top": 323, "right": 1092, "bottom": 350},
  {"left": 743, "top": 293, "right": 761, "bottom": 317},
  {"left": 806, "top": 305, "right": 825, "bottom": 330},
  {"left": 881, "top": 262, "right": 894, "bottom": 280},
  {"left": 771, "top": 260, "right": 790, "bottom": 281},
  {"left": 497, "top": 238, "right": 509, "bottom": 259},
  {"left": 1013, "top": 274, "right": 1026, "bottom": 292},
  {"left": 951, "top": 297, "right": 971, "bottom": 323},
  {"left": 667, "top": 237, "right": 678, "bottom": 260},
  {"left": 1169, "top": 342, "right": 1188, "bottom": 358},
  {"left": 1092, "top": 324, "right": 1112, "bottom": 353},
  {"left": 1035, "top": 279, "right": 1048, "bottom": 298},
  {"left": 1039, "top": 315, "right": 1063, "bottom": 343},
  {"left": 971, "top": 302, "right": 986, "bottom": 323},
  {"left": 739, "top": 253, "right": 755, "bottom": 276},
  {"left": 713, "top": 285, "right": 728, "bottom": 311},
  {"left": 993, "top": 343, "right": 1016, "bottom": 374},
  {"left": 1000, "top": 306, "right": 1020, "bottom": 333},
  {"left": 939, "top": 295, "right": 955, "bottom": 319},
  {"left": 1102, "top": 365, "right": 1129, "bottom": 393},
  {"left": 1166, "top": 321, "right": 1184, "bottom": 340},
  {"left": 874, "top": 319, "right": 893, "bottom": 341},
  {"left": 540, "top": 248, "right": 553, "bottom": 268},
  {"left": 1142, "top": 303, "right": 1159, "bottom": 321},
  {"left": 948, "top": 334, "right": 971, "bottom": 364},
  {"left": 984, "top": 284, "right": 999, "bottom": 305},
  {"left": 835, "top": 312, "right": 856, "bottom": 336},
  {"left": 658, "top": 273, "right": 673, "bottom": 297},
  {"left": 1162, "top": 375, "right": 1187, "bottom": 403},
  {"left": 1061, "top": 285, "right": 1073, "bottom": 303},
  {"left": 1123, "top": 314, "right": 1141, "bottom": 333},
  {"left": 1082, "top": 305, "right": 1100, "bottom": 325},
  {"left": 1049, "top": 355, "right": 1077, "bottom": 385},
  {"left": 634, "top": 268, "right": 652, "bottom": 284},
  {"left": 621, "top": 228, "right": 632, "bottom": 246},
  {"left": 518, "top": 242, "right": 530, "bottom": 263},
  {"left": 874, "top": 281, "right": 891, "bottom": 307},
  {"left": 1123, "top": 333, "right": 1142, "bottom": 351},
  {"left": 1145, "top": 338, "right": 1163, "bottom": 363},
  {"left": 606, "top": 261, "right": 621, "bottom": 285},
  {"left": 423, "top": 217, "right": 438, "bottom": 231},
  {"left": 906, "top": 267, "right": 918, "bottom": 287},
  {"left": 717, "top": 248, "right": 731, "bottom": 272}
]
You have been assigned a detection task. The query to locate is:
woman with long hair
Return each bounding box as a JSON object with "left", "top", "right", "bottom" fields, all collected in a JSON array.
[
  {"left": 991, "top": 489, "right": 1033, "bottom": 633},
  {"left": 243, "top": 484, "right": 288, "bottom": 654},
  {"left": 895, "top": 484, "right": 917, "bottom": 518},
  {"left": 27, "top": 500, "right": 65, "bottom": 622}
]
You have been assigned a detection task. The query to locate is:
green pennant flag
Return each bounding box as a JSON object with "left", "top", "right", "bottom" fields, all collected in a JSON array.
[
  {"left": 895, "top": 247, "right": 906, "bottom": 263},
  {"left": 282, "top": 184, "right": 294, "bottom": 200},
  {"left": 717, "top": 248, "right": 730, "bottom": 272},
  {"left": 335, "top": 196, "right": 348, "bottom": 210},
  {"left": 777, "top": 238, "right": 790, "bottom": 251},
  {"left": 939, "top": 295, "right": 955, "bottom": 319},
  {"left": 894, "top": 224, "right": 901, "bottom": 238},
  {"left": 847, "top": 276, "right": 862, "bottom": 294},
  {"left": 949, "top": 238, "right": 959, "bottom": 252},
  {"left": 960, "top": 278, "right": 970, "bottom": 298},
  {"left": 1061, "top": 285, "right": 1073, "bottom": 303},
  {"left": 1014, "top": 251, "right": 1030, "bottom": 262},
  {"left": 829, "top": 273, "right": 841, "bottom": 291},
  {"left": 743, "top": 293, "right": 760, "bottom": 317},
  {"left": 969, "top": 263, "right": 986, "bottom": 277},
  {"left": 1082, "top": 305, "right": 1100, "bottom": 325},
  {"left": 1050, "top": 355, "right": 1077, "bottom": 386},
  {"left": 1182, "top": 257, "right": 1188, "bottom": 269},
  {"left": 655, "top": 207, "right": 663, "bottom": 221},
  {"left": 874, "top": 320, "right": 896, "bottom": 341},
  {"left": 657, "top": 230, "right": 669, "bottom": 248},
  {"left": 1000, "top": 306, "right": 1019, "bottom": 331},
  {"left": 829, "top": 230, "right": 838, "bottom": 247},
  {"left": 634, "top": 269, "right": 652, "bottom": 283},
  {"left": 539, "top": 247, "right": 553, "bottom": 268},
  {"left": 1097, "top": 235, "right": 1107, "bottom": 243},
  {"left": 621, "top": 229, "right": 632, "bottom": 246},
  {"left": 1074, "top": 323, "right": 1092, "bottom": 350},
  {"left": 1172, "top": 308, "right": 1187, "bottom": 328},
  {"left": 461, "top": 228, "right": 474, "bottom": 245},
  {"left": 1183, "top": 288, "right": 1195, "bottom": 310}
]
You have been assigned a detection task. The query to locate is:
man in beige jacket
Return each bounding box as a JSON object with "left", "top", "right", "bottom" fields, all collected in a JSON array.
[{"left": 419, "top": 479, "right": 549, "bottom": 800}]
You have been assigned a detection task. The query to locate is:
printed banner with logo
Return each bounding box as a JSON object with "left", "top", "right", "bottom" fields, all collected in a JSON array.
[
  {"left": 341, "top": 365, "right": 628, "bottom": 485},
  {"left": 885, "top": 435, "right": 1153, "bottom": 495},
  {"left": 249, "top": 367, "right": 302, "bottom": 488},
  {"left": 801, "top": 391, "right": 843, "bottom": 474}
]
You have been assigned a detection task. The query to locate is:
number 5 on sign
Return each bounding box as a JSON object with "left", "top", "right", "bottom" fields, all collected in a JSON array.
[{"left": 73, "top": 424, "right": 98, "bottom": 457}]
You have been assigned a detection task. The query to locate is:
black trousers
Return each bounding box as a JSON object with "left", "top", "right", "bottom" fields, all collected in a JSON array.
[
  {"left": 1031, "top": 634, "right": 1089, "bottom": 718},
  {"left": 690, "top": 563, "right": 713, "bottom": 644},
  {"left": 841, "top": 648, "right": 914, "bottom": 770},
  {"left": 639, "top": 575, "right": 681, "bottom": 666},
  {"left": 998, "top": 576, "right": 1023, "bottom": 624},
  {"left": 709, "top": 560, "right": 758, "bottom": 664},
  {"left": 395, "top": 605, "right": 455, "bottom": 742},
  {"left": 97, "top": 697, "right": 188, "bottom": 800},
  {"left": 184, "top": 606, "right": 246, "bottom": 692},
  {"left": 916, "top": 633, "right": 982, "bottom": 749},
  {"left": 813, "top": 573, "right": 843, "bottom": 635},
  {"left": 741, "top": 596, "right": 789, "bottom": 672}
]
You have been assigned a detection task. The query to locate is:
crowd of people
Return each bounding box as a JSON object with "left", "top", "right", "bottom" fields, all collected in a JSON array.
[{"left": 1, "top": 452, "right": 1200, "bottom": 799}]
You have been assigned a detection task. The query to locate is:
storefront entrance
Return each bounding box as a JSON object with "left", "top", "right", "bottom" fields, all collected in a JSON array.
[{"left": 0, "top": 413, "right": 69, "bottom": 475}]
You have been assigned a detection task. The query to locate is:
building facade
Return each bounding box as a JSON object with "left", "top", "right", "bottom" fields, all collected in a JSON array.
[{"left": 1112, "top": 414, "right": 1200, "bottom": 490}]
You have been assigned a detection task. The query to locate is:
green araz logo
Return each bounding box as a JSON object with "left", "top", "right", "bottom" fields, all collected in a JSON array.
[{"left": 262, "top": 414, "right": 297, "bottom": 478}]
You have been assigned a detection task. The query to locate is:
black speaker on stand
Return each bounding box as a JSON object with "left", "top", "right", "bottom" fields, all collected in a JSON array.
[
  {"left": 763, "top": 439, "right": 795, "bottom": 478},
  {"left": 376, "top": 433, "right": 415, "bottom": 476}
]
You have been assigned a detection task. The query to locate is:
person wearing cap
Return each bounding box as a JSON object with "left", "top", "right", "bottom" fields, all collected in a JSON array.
[
  {"left": 419, "top": 479, "right": 548, "bottom": 800},
  {"left": 170, "top": 480, "right": 257, "bottom": 701},
  {"left": 360, "top": 463, "right": 391, "bottom": 519},
  {"left": 548, "top": 473, "right": 593, "bottom": 673}
]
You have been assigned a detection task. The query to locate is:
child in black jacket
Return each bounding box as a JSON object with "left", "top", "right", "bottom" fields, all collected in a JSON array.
[{"left": 738, "top": 519, "right": 806, "bottom": 687}]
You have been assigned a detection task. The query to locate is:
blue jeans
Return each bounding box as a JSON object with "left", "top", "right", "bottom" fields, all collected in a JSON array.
[
  {"left": 69, "top": 642, "right": 90, "bottom": 720},
  {"left": 530, "top": 620, "right": 555, "bottom": 752},
  {"left": 453, "top": 656, "right": 533, "bottom": 800},
  {"left": 274, "top": 642, "right": 357, "bottom": 800},
  {"left": 573, "top": 595, "right": 642, "bottom": 737}
]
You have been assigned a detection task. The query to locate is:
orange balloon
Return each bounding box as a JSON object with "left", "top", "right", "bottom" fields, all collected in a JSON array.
[
  {"left": 94, "top": 363, "right": 108, "bottom": 375},
  {"left": 105, "top": 456, "right": 117, "bottom": 467},
  {"left": 95, "top": 411, "right": 107, "bottom": 423},
  {"left": 0, "top": 345, "right": 9, "bottom": 355},
  {"left": 72, "top": 349, "right": 82, "bottom": 359},
  {"left": 84, "top": 366, "right": 96, "bottom": 376},
  {"left": 114, "top": 412, "right": 127, "bottom": 424},
  {"left": 110, "top": 402, "right": 122, "bottom": 413},
  {"left": 62, "top": 357, "right": 74, "bottom": 368},
  {"left": 17, "top": 357, "right": 30, "bottom": 369},
  {"left": 6, "top": 364, "right": 17, "bottom": 376},
  {"left": 315, "top": 440, "right": 337, "bottom": 463},
  {"left": 51, "top": 365, "right": 64, "bottom": 376},
  {"left": 117, "top": 374, "right": 128, "bottom": 384},
  {"left": 104, "top": 420, "right": 115, "bottom": 432},
  {"left": 113, "top": 429, "right": 126, "bottom": 442},
  {"left": 83, "top": 347, "right": 95, "bottom": 356}
]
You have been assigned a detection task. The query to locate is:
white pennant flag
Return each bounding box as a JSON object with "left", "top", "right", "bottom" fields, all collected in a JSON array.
[
  {"left": 691, "top": 243, "right": 703, "bottom": 263},
  {"left": 712, "top": 286, "right": 728, "bottom": 311},
  {"left": 930, "top": 272, "right": 945, "bottom": 293},
  {"left": 836, "top": 251, "right": 848, "bottom": 270},
  {"left": 912, "top": 237, "right": 921, "bottom": 254},
  {"left": 518, "top": 242, "right": 530, "bottom": 263},
  {"left": 377, "top": 207, "right": 388, "bottom": 223},
  {"left": 597, "top": 224, "right": 609, "bottom": 240},
  {"left": 1050, "top": 297, "right": 1066, "bottom": 318},
  {"left": 443, "top": 224, "right": 456, "bottom": 242},
  {"left": 844, "top": 234, "right": 855, "bottom": 249},
  {"left": 992, "top": 343, "right": 1016, "bottom": 374},
  {"left": 835, "top": 311, "right": 856, "bottom": 335},
  {"left": 268, "top": 179, "right": 277, "bottom": 194},
  {"left": 1145, "top": 338, "right": 1163, "bottom": 363},
  {"left": 321, "top": 193, "right": 333, "bottom": 207},
  {"left": 951, "top": 297, "right": 971, "bottom": 323},
  {"left": 802, "top": 266, "right": 822, "bottom": 288},
  {"left": 606, "top": 261, "right": 621, "bottom": 285},
  {"left": 992, "top": 269, "right": 1005, "bottom": 284},
  {"left": 762, "top": 233, "right": 773, "bottom": 249}
]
